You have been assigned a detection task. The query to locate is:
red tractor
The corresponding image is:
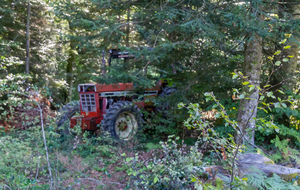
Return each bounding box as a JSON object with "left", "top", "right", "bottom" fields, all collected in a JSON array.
[{"left": 57, "top": 49, "right": 175, "bottom": 140}]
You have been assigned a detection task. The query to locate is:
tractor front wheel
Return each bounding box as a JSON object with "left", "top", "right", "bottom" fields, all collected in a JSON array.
[
  {"left": 102, "top": 101, "right": 143, "bottom": 141},
  {"left": 56, "top": 101, "right": 80, "bottom": 135}
]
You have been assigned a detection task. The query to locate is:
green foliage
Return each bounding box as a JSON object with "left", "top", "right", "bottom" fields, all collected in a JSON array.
[
  {"left": 1, "top": 0, "right": 300, "bottom": 188},
  {"left": 126, "top": 136, "right": 205, "bottom": 189},
  {"left": 0, "top": 136, "right": 42, "bottom": 176},
  {"left": 269, "top": 136, "right": 300, "bottom": 165},
  {"left": 246, "top": 171, "right": 299, "bottom": 190}
]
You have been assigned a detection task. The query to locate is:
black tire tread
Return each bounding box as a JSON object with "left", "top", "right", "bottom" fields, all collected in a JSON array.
[
  {"left": 157, "top": 87, "right": 177, "bottom": 112},
  {"left": 101, "top": 101, "right": 142, "bottom": 139},
  {"left": 56, "top": 101, "right": 80, "bottom": 130}
]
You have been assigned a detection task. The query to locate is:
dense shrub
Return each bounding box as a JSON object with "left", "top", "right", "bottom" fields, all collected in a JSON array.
[{"left": 126, "top": 136, "right": 205, "bottom": 189}]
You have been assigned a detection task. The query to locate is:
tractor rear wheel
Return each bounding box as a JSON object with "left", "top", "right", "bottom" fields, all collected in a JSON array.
[
  {"left": 56, "top": 101, "right": 80, "bottom": 135},
  {"left": 156, "top": 87, "right": 177, "bottom": 112},
  {"left": 102, "top": 101, "right": 143, "bottom": 141}
]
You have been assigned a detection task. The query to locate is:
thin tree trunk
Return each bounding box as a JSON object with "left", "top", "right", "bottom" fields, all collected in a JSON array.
[
  {"left": 25, "top": 0, "right": 30, "bottom": 74},
  {"left": 126, "top": 6, "right": 130, "bottom": 47},
  {"left": 236, "top": 34, "right": 262, "bottom": 145},
  {"left": 102, "top": 50, "right": 106, "bottom": 75},
  {"left": 67, "top": 22, "right": 76, "bottom": 101}
]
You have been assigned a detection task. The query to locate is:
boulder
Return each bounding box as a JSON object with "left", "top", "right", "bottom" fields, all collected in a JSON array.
[
  {"left": 237, "top": 153, "right": 300, "bottom": 177},
  {"left": 203, "top": 153, "right": 300, "bottom": 184}
]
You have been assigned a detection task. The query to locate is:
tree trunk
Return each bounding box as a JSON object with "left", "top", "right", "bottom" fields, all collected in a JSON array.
[
  {"left": 126, "top": 6, "right": 130, "bottom": 47},
  {"left": 25, "top": 0, "right": 30, "bottom": 74},
  {"left": 236, "top": 34, "right": 262, "bottom": 145},
  {"left": 67, "top": 22, "right": 76, "bottom": 101},
  {"left": 102, "top": 50, "right": 106, "bottom": 75},
  {"left": 282, "top": 1, "right": 300, "bottom": 92}
]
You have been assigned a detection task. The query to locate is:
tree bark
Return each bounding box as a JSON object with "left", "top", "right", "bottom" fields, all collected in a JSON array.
[
  {"left": 67, "top": 22, "right": 76, "bottom": 101},
  {"left": 236, "top": 34, "right": 262, "bottom": 145},
  {"left": 282, "top": 1, "right": 300, "bottom": 92},
  {"left": 25, "top": 0, "right": 30, "bottom": 74},
  {"left": 126, "top": 6, "right": 130, "bottom": 47}
]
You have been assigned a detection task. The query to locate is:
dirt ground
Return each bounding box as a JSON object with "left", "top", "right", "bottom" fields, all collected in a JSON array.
[{"left": 57, "top": 144, "right": 159, "bottom": 189}]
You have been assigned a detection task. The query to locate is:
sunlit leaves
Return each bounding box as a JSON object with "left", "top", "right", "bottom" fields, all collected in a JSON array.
[
  {"left": 282, "top": 58, "right": 289, "bottom": 62},
  {"left": 275, "top": 61, "right": 281, "bottom": 66},
  {"left": 284, "top": 34, "right": 292, "bottom": 38},
  {"left": 279, "top": 39, "right": 287, "bottom": 44},
  {"left": 274, "top": 50, "right": 281, "bottom": 55}
]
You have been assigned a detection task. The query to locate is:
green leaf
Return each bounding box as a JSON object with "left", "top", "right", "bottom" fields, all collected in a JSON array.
[
  {"left": 283, "top": 58, "right": 289, "bottom": 62},
  {"left": 267, "top": 92, "right": 273, "bottom": 97},
  {"left": 178, "top": 102, "right": 185, "bottom": 108},
  {"left": 274, "top": 50, "right": 281, "bottom": 55},
  {"left": 232, "top": 73, "right": 238, "bottom": 79},
  {"left": 275, "top": 61, "right": 281, "bottom": 66},
  {"left": 278, "top": 90, "right": 284, "bottom": 94},
  {"left": 239, "top": 94, "right": 245, "bottom": 99},
  {"left": 292, "top": 110, "right": 298, "bottom": 117},
  {"left": 259, "top": 96, "right": 264, "bottom": 100},
  {"left": 191, "top": 177, "right": 197, "bottom": 182},
  {"left": 281, "top": 102, "right": 287, "bottom": 108},
  {"left": 288, "top": 55, "right": 294, "bottom": 58},
  {"left": 154, "top": 176, "right": 159, "bottom": 184},
  {"left": 71, "top": 49, "right": 78, "bottom": 55},
  {"left": 279, "top": 39, "right": 287, "bottom": 44},
  {"left": 284, "top": 46, "right": 291, "bottom": 49},
  {"left": 204, "top": 92, "right": 211, "bottom": 96},
  {"left": 249, "top": 85, "right": 255, "bottom": 92},
  {"left": 264, "top": 84, "right": 271, "bottom": 88},
  {"left": 126, "top": 157, "right": 133, "bottom": 162},
  {"left": 284, "top": 34, "right": 292, "bottom": 38},
  {"left": 243, "top": 81, "right": 249, "bottom": 85},
  {"left": 256, "top": 86, "right": 261, "bottom": 91}
]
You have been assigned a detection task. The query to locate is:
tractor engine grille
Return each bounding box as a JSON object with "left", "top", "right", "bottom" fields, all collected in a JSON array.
[{"left": 80, "top": 94, "right": 96, "bottom": 112}]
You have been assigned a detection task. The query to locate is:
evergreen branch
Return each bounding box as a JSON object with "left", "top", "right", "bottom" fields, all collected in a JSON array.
[
  {"left": 174, "top": 0, "right": 185, "bottom": 7},
  {"left": 153, "top": 30, "right": 163, "bottom": 47},
  {"left": 11, "top": 0, "right": 22, "bottom": 9},
  {"left": 135, "top": 62, "right": 151, "bottom": 77}
]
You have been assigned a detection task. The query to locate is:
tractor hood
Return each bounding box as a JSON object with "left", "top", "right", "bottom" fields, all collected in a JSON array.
[{"left": 78, "top": 83, "right": 134, "bottom": 93}]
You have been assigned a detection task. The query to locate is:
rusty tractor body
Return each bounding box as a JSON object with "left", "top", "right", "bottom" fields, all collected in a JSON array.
[{"left": 59, "top": 49, "right": 170, "bottom": 140}]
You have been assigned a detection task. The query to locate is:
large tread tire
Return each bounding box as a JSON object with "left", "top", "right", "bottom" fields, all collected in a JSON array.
[
  {"left": 159, "top": 87, "right": 177, "bottom": 97},
  {"left": 56, "top": 101, "right": 80, "bottom": 135},
  {"left": 157, "top": 87, "right": 177, "bottom": 112},
  {"left": 102, "top": 101, "right": 143, "bottom": 141}
]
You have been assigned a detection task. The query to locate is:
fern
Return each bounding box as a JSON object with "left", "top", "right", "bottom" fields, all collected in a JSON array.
[{"left": 247, "top": 170, "right": 299, "bottom": 190}]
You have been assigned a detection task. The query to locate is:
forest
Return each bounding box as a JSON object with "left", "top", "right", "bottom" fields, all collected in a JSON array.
[{"left": 0, "top": 0, "right": 300, "bottom": 189}]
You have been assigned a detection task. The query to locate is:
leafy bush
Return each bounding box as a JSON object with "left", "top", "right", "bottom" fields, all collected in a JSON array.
[{"left": 126, "top": 136, "right": 205, "bottom": 189}]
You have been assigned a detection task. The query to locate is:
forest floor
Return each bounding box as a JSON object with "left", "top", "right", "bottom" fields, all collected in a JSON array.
[{"left": 57, "top": 140, "right": 168, "bottom": 189}]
